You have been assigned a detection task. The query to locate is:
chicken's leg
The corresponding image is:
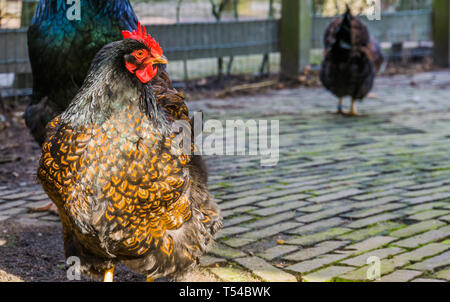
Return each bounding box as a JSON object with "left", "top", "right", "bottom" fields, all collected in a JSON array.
[
  {"left": 146, "top": 276, "right": 154, "bottom": 282},
  {"left": 349, "top": 98, "right": 361, "bottom": 116},
  {"left": 104, "top": 266, "right": 115, "bottom": 282},
  {"left": 30, "top": 202, "right": 59, "bottom": 215},
  {"left": 337, "top": 97, "right": 344, "bottom": 114}
]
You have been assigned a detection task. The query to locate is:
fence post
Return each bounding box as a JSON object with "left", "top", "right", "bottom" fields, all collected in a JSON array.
[
  {"left": 14, "top": 0, "right": 39, "bottom": 89},
  {"left": 433, "top": 0, "right": 450, "bottom": 67},
  {"left": 21, "top": 0, "right": 39, "bottom": 27},
  {"left": 280, "top": 0, "right": 311, "bottom": 81}
]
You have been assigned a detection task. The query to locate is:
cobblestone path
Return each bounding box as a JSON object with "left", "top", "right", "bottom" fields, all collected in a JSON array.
[{"left": 1, "top": 71, "right": 450, "bottom": 282}]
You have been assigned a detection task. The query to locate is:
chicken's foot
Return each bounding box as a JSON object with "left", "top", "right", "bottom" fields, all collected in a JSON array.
[
  {"left": 146, "top": 276, "right": 154, "bottom": 282},
  {"left": 30, "top": 202, "right": 59, "bottom": 215},
  {"left": 104, "top": 266, "right": 115, "bottom": 282},
  {"left": 349, "top": 98, "right": 362, "bottom": 116}
]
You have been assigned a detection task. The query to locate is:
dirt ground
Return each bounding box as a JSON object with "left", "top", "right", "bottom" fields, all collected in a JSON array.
[{"left": 0, "top": 220, "right": 221, "bottom": 282}]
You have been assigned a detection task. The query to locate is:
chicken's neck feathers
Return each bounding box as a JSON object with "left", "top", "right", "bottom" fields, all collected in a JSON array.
[{"left": 61, "top": 59, "right": 168, "bottom": 134}]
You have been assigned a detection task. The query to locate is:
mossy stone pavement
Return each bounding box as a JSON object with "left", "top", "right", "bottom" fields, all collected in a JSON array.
[{"left": 1, "top": 71, "right": 450, "bottom": 282}]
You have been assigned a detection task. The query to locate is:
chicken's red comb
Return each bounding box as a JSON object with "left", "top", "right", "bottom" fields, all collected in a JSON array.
[{"left": 122, "top": 22, "right": 163, "bottom": 57}]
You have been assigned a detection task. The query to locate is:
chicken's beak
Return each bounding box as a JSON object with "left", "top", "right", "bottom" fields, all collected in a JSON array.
[{"left": 146, "top": 55, "right": 168, "bottom": 66}]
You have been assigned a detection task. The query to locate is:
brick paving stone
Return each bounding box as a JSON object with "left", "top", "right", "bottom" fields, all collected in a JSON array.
[
  {"left": 346, "top": 243, "right": 450, "bottom": 278},
  {"left": 257, "top": 194, "right": 309, "bottom": 207},
  {"left": 411, "top": 278, "right": 446, "bottom": 282},
  {"left": 234, "top": 257, "right": 297, "bottom": 282},
  {"left": 408, "top": 181, "right": 448, "bottom": 190},
  {"left": 208, "top": 267, "right": 259, "bottom": 282},
  {"left": 408, "top": 251, "right": 450, "bottom": 271},
  {"left": 342, "top": 203, "right": 406, "bottom": 219},
  {"left": 370, "top": 181, "right": 416, "bottom": 192},
  {"left": 339, "top": 236, "right": 396, "bottom": 256},
  {"left": 283, "top": 240, "right": 349, "bottom": 261},
  {"left": 258, "top": 245, "right": 299, "bottom": 260},
  {"left": 0, "top": 207, "right": 27, "bottom": 216},
  {"left": 312, "top": 185, "right": 356, "bottom": 196},
  {"left": 395, "top": 201, "right": 449, "bottom": 216},
  {"left": 435, "top": 267, "right": 450, "bottom": 281},
  {"left": 341, "top": 247, "right": 404, "bottom": 267},
  {"left": 1, "top": 192, "right": 33, "bottom": 200},
  {"left": 287, "top": 217, "right": 346, "bottom": 235},
  {"left": 222, "top": 206, "right": 258, "bottom": 218},
  {"left": 40, "top": 215, "right": 60, "bottom": 222},
  {"left": 303, "top": 266, "right": 355, "bottom": 282},
  {"left": 250, "top": 200, "right": 308, "bottom": 217},
  {"left": 308, "top": 189, "right": 363, "bottom": 203},
  {"left": 296, "top": 200, "right": 346, "bottom": 213},
  {"left": 223, "top": 215, "right": 254, "bottom": 227},
  {"left": 285, "top": 254, "right": 348, "bottom": 274},
  {"left": 241, "top": 222, "right": 301, "bottom": 239},
  {"left": 393, "top": 225, "right": 450, "bottom": 248},
  {"left": 286, "top": 228, "right": 351, "bottom": 246},
  {"left": 0, "top": 189, "right": 21, "bottom": 198},
  {"left": 25, "top": 194, "right": 50, "bottom": 202},
  {"left": 351, "top": 189, "right": 402, "bottom": 201},
  {"left": 408, "top": 210, "right": 449, "bottom": 221},
  {"left": 243, "top": 211, "right": 296, "bottom": 229},
  {"left": 222, "top": 237, "right": 256, "bottom": 248},
  {"left": 265, "top": 188, "right": 312, "bottom": 199},
  {"left": 220, "top": 188, "right": 274, "bottom": 200},
  {"left": 402, "top": 186, "right": 450, "bottom": 198},
  {"left": 376, "top": 270, "right": 422, "bottom": 282},
  {"left": 390, "top": 220, "right": 446, "bottom": 238},
  {"left": 295, "top": 205, "right": 353, "bottom": 223},
  {"left": 338, "top": 222, "right": 404, "bottom": 241},
  {"left": 209, "top": 243, "right": 247, "bottom": 259},
  {"left": 404, "top": 192, "right": 450, "bottom": 205},
  {"left": 216, "top": 226, "right": 250, "bottom": 239},
  {"left": 0, "top": 200, "right": 26, "bottom": 211},
  {"left": 199, "top": 256, "right": 226, "bottom": 267},
  {"left": 352, "top": 196, "right": 401, "bottom": 209},
  {"left": 346, "top": 213, "right": 402, "bottom": 229},
  {"left": 219, "top": 196, "right": 267, "bottom": 210}
]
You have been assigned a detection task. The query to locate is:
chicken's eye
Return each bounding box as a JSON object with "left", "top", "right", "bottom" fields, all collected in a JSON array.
[{"left": 132, "top": 49, "right": 148, "bottom": 60}]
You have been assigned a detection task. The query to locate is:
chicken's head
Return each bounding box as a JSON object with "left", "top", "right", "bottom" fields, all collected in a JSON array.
[{"left": 122, "top": 22, "right": 168, "bottom": 83}]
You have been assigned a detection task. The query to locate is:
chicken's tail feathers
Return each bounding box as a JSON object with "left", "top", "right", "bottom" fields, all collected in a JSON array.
[
  {"left": 332, "top": 6, "right": 353, "bottom": 51},
  {"left": 341, "top": 5, "right": 353, "bottom": 34}
]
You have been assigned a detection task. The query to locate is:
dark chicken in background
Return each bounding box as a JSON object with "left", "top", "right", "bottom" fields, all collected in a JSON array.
[
  {"left": 25, "top": 0, "right": 138, "bottom": 146},
  {"left": 320, "top": 6, "right": 384, "bottom": 116},
  {"left": 38, "top": 24, "right": 222, "bottom": 281}
]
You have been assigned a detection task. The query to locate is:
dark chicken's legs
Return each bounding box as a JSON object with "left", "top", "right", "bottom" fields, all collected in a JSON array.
[
  {"left": 337, "top": 97, "right": 344, "bottom": 114},
  {"left": 349, "top": 98, "right": 362, "bottom": 116}
]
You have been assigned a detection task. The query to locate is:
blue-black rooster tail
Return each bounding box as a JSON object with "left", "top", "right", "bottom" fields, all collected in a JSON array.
[{"left": 332, "top": 5, "right": 353, "bottom": 53}]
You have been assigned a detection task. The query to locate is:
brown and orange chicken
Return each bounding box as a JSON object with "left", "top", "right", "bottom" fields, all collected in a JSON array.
[{"left": 37, "top": 23, "right": 222, "bottom": 281}]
